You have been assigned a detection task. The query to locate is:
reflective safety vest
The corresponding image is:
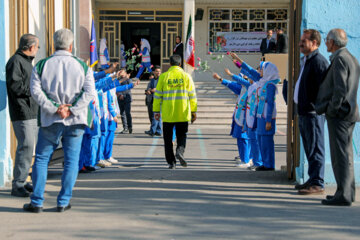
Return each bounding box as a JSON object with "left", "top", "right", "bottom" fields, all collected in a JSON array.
[{"left": 153, "top": 66, "right": 197, "bottom": 122}]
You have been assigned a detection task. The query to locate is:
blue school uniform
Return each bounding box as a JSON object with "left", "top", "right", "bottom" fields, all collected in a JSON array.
[
  {"left": 240, "top": 61, "right": 279, "bottom": 169},
  {"left": 221, "top": 77, "right": 250, "bottom": 163},
  {"left": 136, "top": 47, "right": 153, "bottom": 78}
]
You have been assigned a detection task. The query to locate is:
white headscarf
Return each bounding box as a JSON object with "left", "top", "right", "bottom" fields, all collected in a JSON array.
[
  {"left": 100, "top": 38, "right": 107, "bottom": 53},
  {"left": 258, "top": 61, "right": 280, "bottom": 88},
  {"left": 141, "top": 38, "right": 151, "bottom": 52}
]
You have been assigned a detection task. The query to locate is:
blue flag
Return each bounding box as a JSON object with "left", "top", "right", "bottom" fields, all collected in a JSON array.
[{"left": 90, "top": 17, "right": 98, "bottom": 68}]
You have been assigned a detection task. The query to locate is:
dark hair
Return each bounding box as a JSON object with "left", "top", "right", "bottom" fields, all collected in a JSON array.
[
  {"left": 18, "top": 34, "right": 38, "bottom": 51},
  {"left": 176, "top": 36, "right": 181, "bottom": 41},
  {"left": 303, "top": 29, "right": 321, "bottom": 47},
  {"left": 153, "top": 65, "right": 161, "bottom": 71},
  {"left": 170, "top": 55, "right": 182, "bottom": 66}
]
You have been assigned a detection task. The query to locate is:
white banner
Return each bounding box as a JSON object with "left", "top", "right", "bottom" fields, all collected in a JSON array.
[{"left": 216, "top": 32, "right": 276, "bottom": 52}]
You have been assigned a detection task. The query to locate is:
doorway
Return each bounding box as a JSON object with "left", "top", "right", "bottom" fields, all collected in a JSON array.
[{"left": 121, "top": 22, "right": 161, "bottom": 76}]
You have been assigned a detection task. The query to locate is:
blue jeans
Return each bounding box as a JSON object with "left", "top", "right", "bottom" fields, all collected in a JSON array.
[
  {"left": 298, "top": 114, "right": 325, "bottom": 187},
  {"left": 150, "top": 115, "right": 162, "bottom": 134},
  {"left": 31, "top": 123, "right": 85, "bottom": 207}
]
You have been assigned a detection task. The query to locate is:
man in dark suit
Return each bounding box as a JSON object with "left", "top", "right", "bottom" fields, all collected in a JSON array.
[
  {"left": 294, "top": 29, "right": 329, "bottom": 195},
  {"left": 316, "top": 28, "right": 360, "bottom": 206},
  {"left": 173, "top": 36, "right": 184, "bottom": 67},
  {"left": 276, "top": 28, "right": 288, "bottom": 53},
  {"left": 260, "top": 30, "right": 276, "bottom": 55}
]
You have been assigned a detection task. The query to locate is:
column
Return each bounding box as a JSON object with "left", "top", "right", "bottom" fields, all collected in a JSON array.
[
  {"left": 183, "top": 0, "right": 195, "bottom": 76},
  {"left": 73, "top": 0, "right": 92, "bottom": 62}
]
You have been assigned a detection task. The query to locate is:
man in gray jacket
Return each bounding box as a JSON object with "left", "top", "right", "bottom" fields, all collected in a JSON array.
[
  {"left": 316, "top": 28, "right": 360, "bottom": 206},
  {"left": 24, "top": 29, "right": 97, "bottom": 213}
]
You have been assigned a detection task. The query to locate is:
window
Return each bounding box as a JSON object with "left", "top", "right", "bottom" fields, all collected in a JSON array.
[{"left": 208, "top": 8, "right": 288, "bottom": 52}]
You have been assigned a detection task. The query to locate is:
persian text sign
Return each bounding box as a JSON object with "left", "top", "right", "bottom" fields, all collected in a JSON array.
[{"left": 216, "top": 32, "right": 269, "bottom": 52}]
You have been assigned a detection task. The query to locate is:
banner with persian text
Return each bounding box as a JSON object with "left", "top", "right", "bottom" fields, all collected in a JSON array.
[{"left": 216, "top": 32, "right": 276, "bottom": 52}]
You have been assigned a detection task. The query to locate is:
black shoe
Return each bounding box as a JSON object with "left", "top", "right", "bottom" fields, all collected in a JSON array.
[
  {"left": 23, "top": 203, "right": 43, "bottom": 213},
  {"left": 24, "top": 183, "right": 33, "bottom": 193},
  {"left": 79, "top": 167, "right": 90, "bottom": 173},
  {"left": 168, "top": 164, "right": 176, "bottom": 169},
  {"left": 85, "top": 166, "right": 96, "bottom": 172},
  {"left": 326, "top": 195, "right": 334, "bottom": 200},
  {"left": 321, "top": 198, "right": 351, "bottom": 206},
  {"left": 57, "top": 204, "right": 71, "bottom": 212},
  {"left": 255, "top": 166, "right": 275, "bottom": 171},
  {"left": 295, "top": 181, "right": 310, "bottom": 190},
  {"left": 129, "top": 128, "right": 133, "bottom": 134},
  {"left": 154, "top": 132, "right": 161, "bottom": 136},
  {"left": 248, "top": 165, "right": 258, "bottom": 171},
  {"left": 11, "top": 187, "right": 30, "bottom": 197},
  {"left": 120, "top": 129, "right": 129, "bottom": 134},
  {"left": 176, "top": 153, "right": 187, "bottom": 167}
]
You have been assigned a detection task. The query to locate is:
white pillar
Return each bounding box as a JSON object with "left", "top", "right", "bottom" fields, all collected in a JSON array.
[{"left": 183, "top": 0, "right": 195, "bottom": 77}]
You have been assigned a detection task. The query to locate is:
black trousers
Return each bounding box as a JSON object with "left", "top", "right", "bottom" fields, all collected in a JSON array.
[
  {"left": 118, "top": 100, "right": 132, "bottom": 130},
  {"left": 163, "top": 122, "right": 188, "bottom": 165},
  {"left": 147, "top": 103, "right": 153, "bottom": 124},
  {"left": 327, "top": 117, "right": 356, "bottom": 203}
]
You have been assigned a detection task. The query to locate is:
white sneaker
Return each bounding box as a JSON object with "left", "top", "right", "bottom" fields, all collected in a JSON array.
[
  {"left": 103, "top": 160, "right": 112, "bottom": 166},
  {"left": 106, "top": 157, "right": 118, "bottom": 164},
  {"left": 236, "top": 161, "right": 253, "bottom": 168},
  {"left": 96, "top": 160, "right": 106, "bottom": 168}
]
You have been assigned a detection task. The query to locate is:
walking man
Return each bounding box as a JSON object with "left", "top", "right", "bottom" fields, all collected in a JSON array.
[
  {"left": 153, "top": 55, "right": 197, "bottom": 169},
  {"left": 6, "top": 34, "right": 39, "bottom": 197},
  {"left": 294, "top": 29, "right": 329, "bottom": 195},
  {"left": 316, "top": 28, "right": 360, "bottom": 206},
  {"left": 24, "top": 28, "right": 97, "bottom": 213}
]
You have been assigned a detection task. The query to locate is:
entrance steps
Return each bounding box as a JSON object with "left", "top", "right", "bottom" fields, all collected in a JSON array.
[{"left": 129, "top": 80, "right": 288, "bottom": 129}]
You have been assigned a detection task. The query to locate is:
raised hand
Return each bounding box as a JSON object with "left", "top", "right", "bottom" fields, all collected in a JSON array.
[
  {"left": 224, "top": 68, "right": 233, "bottom": 77},
  {"left": 212, "top": 73, "right": 222, "bottom": 82}
]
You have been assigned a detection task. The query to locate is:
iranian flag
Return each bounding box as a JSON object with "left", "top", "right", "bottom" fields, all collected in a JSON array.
[{"left": 185, "top": 15, "right": 195, "bottom": 67}]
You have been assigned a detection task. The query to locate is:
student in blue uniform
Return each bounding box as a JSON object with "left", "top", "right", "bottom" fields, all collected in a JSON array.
[
  {"left": 231, "top": 52, "right": 280, "bottom": 171},
  {"left": 135, "top": 38, "right": 152, "bottom": 79},
  {"left": 79, "top": 68, "right": 119, "bottom": 172},
  {"left": 212, "top": 71, "right": 251, "bottom": 168}
]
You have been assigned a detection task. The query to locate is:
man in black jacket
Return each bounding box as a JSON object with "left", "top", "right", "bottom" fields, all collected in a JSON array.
[
  {"left": 260, "top": 30, "right": 276, "bottom": 56},
  {"left": 276, "top": 28, "right": 288, "bottom": 53},
  {"left": 6, "top": 34, "right": 39, "bottom": 197},
  {"left": 294, "top": 29, "right": 329, "bottom": 195}
]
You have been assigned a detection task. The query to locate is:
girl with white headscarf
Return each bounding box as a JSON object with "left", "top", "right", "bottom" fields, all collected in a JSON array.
[
  {"left": 235, "top": 57, "right": 280, "bottom": 171},
  {"left": 99, "top": 38, "right": 110, "bottom": 69},
  {"left": 135, "top": 38, "right": 153, "bottom": 79}
]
